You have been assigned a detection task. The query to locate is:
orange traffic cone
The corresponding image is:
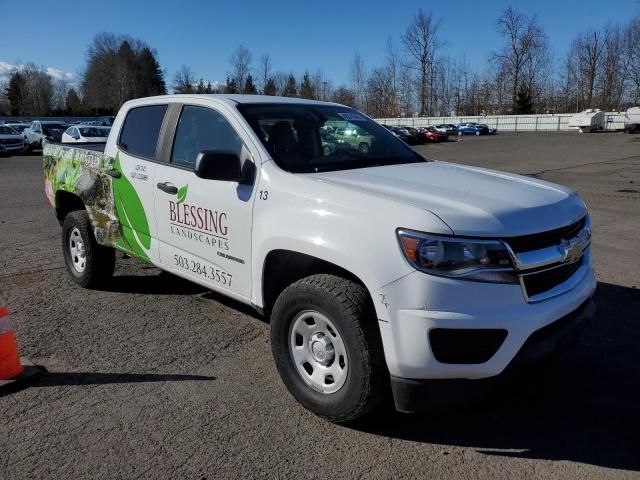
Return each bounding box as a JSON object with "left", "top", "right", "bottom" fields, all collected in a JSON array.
[{"left": 0, "top": 301, "right": 24, "bottom": 380}]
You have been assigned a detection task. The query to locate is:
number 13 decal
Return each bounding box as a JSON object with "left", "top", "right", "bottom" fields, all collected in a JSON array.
[{"left": 259, "top": 190, "right": 269, "bottom": 200}]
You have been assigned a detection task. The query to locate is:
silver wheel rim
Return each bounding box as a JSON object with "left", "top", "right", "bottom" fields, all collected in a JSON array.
[
  {"left": 68, "top": 227, "right": 87, "bottom": 273},
  {"left": 289, "top": 310, "right": 348, "bottom": 394}
]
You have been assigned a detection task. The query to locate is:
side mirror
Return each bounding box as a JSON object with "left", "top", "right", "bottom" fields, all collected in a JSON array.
[{"left": 194, "top": 150, "right": 244, "bottom": 182}]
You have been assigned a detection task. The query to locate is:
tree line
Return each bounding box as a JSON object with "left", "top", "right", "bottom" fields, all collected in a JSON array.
[{"left": 2, "top": 6, "right": 640, "bottom": 118}]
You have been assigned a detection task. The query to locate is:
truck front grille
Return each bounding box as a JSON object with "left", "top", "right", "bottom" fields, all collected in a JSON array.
[
  {"left": 521, "top": 258, "right": 583, "bottom": 298},
  {"left": 505, "top": 217, "right": 586, "bottom": 253}
]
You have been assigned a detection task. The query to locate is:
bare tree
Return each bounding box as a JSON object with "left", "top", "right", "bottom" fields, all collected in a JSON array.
[
  {"left": 366, "top": 66, "right": 395, "bottom": 117},
  {"left": 402, "top": 9, "right": 440, "bottom": 116},
  {"left": 599, "top": 24, "right": 630, "bottom": 110},
  {"left": 51, "top": 77, "right": 70, "bottom": 112},
  {"left": 331, "top": 86, "right": 356, "bottom": 107},
  {"left": 259, "top": 54, "right": 272, "bottom": 92},
  {"left": 572, "top": 29, "right": 604, "bottom": 108},
  {"left": 349, "top": 52, "right": 367, "bottom": 111},
  {"left": 626, "top": 16, "right": 640, "bottom": 103},
  {"left": 272, "top": 71, "right": 289, "bottom": 96},
  {"left": 230, "top": 45, "right": 252, "bottom": 94},
  {"left": 492, "top": 6, "right": 547, "bottom": 112},
  {"left": 173, "top": 65, "right": 196, "bottom": 93},
  {"left": 385, "top": 36, "right": 401, "bottom": 116}
]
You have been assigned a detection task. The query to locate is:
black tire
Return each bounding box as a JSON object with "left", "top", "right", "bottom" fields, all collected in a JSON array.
[
  {"left": 271, "top": 274, "right": 387, "bottom": 423},
  {"left": 358, "top": 142, "right": 369, "bottom": 154},
  {"left": 62, "top": 210, "right": 115, "bottom": 288}
]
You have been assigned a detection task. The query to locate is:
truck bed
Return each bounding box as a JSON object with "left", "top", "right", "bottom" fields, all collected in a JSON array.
[{"left": 49, "top": 141, "right": 107, "bottom": 153}]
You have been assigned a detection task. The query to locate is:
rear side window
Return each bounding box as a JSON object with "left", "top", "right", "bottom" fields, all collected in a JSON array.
[{"left": 118, "top": 105, "right": 168, "bottom": 159}]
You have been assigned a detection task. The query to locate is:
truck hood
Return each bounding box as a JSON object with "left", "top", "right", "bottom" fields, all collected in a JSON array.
[{"left": 308, "top": 161, "right": 586, "bottom": 237}]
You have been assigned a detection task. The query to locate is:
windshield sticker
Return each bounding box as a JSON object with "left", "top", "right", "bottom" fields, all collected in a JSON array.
[{"left": 337, "top": 112, "right": 367, "bottom": 122}]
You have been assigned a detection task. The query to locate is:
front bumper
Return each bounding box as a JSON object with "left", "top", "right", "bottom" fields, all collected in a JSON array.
[
  {"left": 390, "top": 298, "right": 595, "bottom": 412},
  {"left": 376, "top": 250, "right": 596, "bottom": 380},
  {"left": 0, "top": 142, "right": 25, "bottom": 153}
]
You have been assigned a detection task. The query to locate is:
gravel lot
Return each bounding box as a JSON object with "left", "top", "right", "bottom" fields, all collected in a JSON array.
[{"left": 1, "top": 132, "right": 639, "bottom": 479}]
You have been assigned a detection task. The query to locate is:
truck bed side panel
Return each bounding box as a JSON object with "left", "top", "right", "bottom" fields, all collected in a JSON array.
[{"left": 43, "top": 142, "right": 145, "bottom": 260}]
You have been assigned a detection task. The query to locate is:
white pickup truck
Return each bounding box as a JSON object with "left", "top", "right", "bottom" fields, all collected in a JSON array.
[{"left": 43, "top": 95, "right": 596, "bottom": 423}]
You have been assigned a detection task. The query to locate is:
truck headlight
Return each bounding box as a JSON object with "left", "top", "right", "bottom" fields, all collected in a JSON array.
[{"left": 397, "top": 229, "right": 517, "bottom": 283}]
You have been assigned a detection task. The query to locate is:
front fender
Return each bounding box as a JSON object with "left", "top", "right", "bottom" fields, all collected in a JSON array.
[{"left": 250, "top": 163, "right": 452, "bottom": 320}]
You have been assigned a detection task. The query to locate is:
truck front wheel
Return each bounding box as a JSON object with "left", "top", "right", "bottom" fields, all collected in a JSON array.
[
  {"left": 271, "top": 274, "right": 387, "bottom": 423},
  {"left": 62, "top": 210, "right": 115, "bottom": 288}
]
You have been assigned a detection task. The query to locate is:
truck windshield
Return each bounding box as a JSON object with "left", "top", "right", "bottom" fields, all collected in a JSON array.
[{"left": 237, "top": 103, "right": 426, "bottom": 173}]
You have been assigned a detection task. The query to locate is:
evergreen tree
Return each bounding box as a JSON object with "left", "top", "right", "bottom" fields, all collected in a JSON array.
[
  {"left": 300, "top": 71, "right": 315, "bottom": 99},
  {"left": 516, "top": 86, "right": 533, "bottom": 114},
  {"left": 65, "top": 88, "right": 81, "bottom": 114},
  {"left": 283, "top": 74, "right": 298, "bottom": 97},
  {"left": 82, "top": 33, "right": 167, "bottom": 113},
  {"left": 244, "top": 74, "right": 257, "bottom": 94},
  {"left": 263, "top": 78, "right": 277, "bottom": 96},
  {"left": 6, "top": 71, "right": 26, "bottom": 115},
  {"left": 224, "top": 76, "right": 239, "bottom": 94},
  {"left": 206, "top": 81, "right": 213, "bottom": 94},
  {"left": 196, "top": 78, "right": 206, "bottom": 94},
  {"left": 136, "top": 47, "right": 167, "bottom": 97}
]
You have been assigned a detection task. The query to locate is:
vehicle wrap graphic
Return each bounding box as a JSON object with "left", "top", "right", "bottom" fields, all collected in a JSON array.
[
  {"left": 111, "top": 153, "right": 151, "bottom": 261},
  {"left": 43, "top": 143, "right": 151, "bottom": 262},
  {"left": 176, "top": 185, "right": 188, "bottom": 204}
]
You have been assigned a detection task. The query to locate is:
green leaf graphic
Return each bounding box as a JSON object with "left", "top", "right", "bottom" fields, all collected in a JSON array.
[
  {"left": 176, "top": 184, "right": 188, "bottom": 204},
  {"left": 112, "top": 153, "right": 151, "bottom": 261}
]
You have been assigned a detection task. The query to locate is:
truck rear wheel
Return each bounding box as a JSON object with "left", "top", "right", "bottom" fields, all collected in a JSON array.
[
  {"left": 270, "top": 274, "right": 387, "bottom": 423},
  {"left": 62, "top": 210, "right": 115, "bottom": 288}
]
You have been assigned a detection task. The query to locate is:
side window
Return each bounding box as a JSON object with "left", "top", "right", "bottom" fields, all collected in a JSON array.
[
  {"left": 64, "top": 127, "right": 73, "bottom": 136},
  {"left": 118, "top": 104, "right": 168, "bottom": 159},
  {"left": 171, "top": 105, "right": 243, "bottom": 169}
]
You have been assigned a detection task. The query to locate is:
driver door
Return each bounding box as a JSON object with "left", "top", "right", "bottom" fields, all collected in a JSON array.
[{"left": 153, "top": 104, "right": 255, "bottom": 299}]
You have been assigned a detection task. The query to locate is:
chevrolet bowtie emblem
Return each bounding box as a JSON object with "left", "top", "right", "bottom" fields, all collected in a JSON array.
[{"left": 558, "top": 228, "right": 591, "bottom": 262}]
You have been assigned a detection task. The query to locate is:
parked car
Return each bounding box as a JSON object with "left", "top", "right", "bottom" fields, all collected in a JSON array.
[
  {"left": 0, "top": 125, "right": 26, "bottom": 155},
  {"left": 97, "top": 116, "right": 115, "bottom": 126},
  {"left": 385, "top": 126, "right": 412, "bottom": 144},
  {"left": 422, "top": 126, "right": 447, "bottom": 142},
  {"left": 62, "top": 125, "right": 111, "bottom": 143},
  {"left": 24, "top": 121, "right": 68, "bottom": 151},
  {"left": 479, "top": 123, "right": 497, "bottom": 135},
  {"left": 403, "top": 127, "right": 427, "bottom": 145},
  {"left": 333, "top": 125, "right": 375, "bottom": 153},
  {"left": 4, "top": 123, "right": 31, "bottom": 148},
  {"left": 457, "top": 122, "right": 490, "bottom": 136},
  {"left": 435, "top": 124, "right": 459, "bottom": 136},
  {"left": 43, "top": 94, "right": 595, "bottom": 423},
  {"left": 623, "top": 106, "right": 640, "bottom": 133}
]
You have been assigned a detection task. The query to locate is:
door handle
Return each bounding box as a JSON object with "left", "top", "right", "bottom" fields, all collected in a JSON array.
[
  {"left": 157, "top": 182, "right": 178, "bottom": 194},
  {"left": 105, "top": 169, "right": 121, "bottom": 178}
]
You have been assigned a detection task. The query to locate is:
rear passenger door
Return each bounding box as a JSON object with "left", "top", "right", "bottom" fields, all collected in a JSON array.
[{"left": 112, "top": 103, "right": 168, "bottom": 264}]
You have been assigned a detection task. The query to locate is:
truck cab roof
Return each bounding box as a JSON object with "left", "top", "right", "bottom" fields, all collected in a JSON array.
[{"left": 123, "top": 94, "right": 341, "bottom": 108}]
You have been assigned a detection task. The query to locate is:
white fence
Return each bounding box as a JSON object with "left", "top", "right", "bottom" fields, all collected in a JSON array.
[{"left": 374, "top": 112, "right": 626, "bottom": 132}]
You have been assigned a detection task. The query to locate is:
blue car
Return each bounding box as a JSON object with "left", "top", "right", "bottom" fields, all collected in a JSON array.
[{"left": 457, "top": 122, "right": 495, "bottom": 136}]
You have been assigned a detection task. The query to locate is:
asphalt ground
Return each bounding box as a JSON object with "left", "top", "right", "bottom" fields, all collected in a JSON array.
[{"left": 0, "top": 132, "right": 639, "bottom": 479}]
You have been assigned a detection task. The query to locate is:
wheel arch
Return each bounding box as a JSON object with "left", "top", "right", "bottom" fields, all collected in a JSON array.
[
  {"left": 55, "top": 190, "right": 86, "bottom": 225},
  {"left": 260, "top": 249, "right": 375, "bottom": 317}
]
